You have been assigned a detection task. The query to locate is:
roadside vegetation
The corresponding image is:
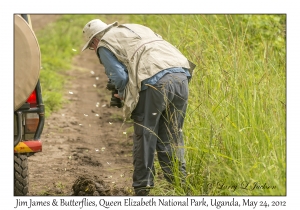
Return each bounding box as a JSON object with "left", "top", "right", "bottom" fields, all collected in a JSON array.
[
  {"left": 36, "top": 14, "right": 286, "bottom": 195},
  {"left": 129, "top": 14, "right": 286, "bottom": 196}
]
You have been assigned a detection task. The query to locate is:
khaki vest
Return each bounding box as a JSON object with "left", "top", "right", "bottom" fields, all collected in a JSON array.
[{"left": 97, "top": 24, "right": 192, "bottom": 119}]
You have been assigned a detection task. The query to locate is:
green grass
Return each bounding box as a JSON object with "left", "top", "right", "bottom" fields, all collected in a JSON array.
[
  {"left": 129, "top": 14, "right": 286, "bottom": 196},
  {"left": 36, "top": 14, "right": 286, "bottom": 195}
]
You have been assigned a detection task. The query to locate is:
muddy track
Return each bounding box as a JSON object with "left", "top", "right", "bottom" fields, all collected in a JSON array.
[{"left": 28, "top": 15, "right": 134, "bottom": 196}]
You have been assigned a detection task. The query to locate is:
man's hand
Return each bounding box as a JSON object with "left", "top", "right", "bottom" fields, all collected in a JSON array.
[{"left": 114, "top": 93, "right": 123, "bottom": 100}]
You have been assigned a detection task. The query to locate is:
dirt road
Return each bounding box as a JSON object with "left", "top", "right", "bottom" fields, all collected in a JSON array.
[{"left": 28, "top": 15, "right": 134, "bottom": 196}]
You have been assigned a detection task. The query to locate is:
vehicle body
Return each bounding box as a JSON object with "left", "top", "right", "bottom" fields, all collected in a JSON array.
[{"left": 14, "top": 14, "right": 45, "bottom": 196}]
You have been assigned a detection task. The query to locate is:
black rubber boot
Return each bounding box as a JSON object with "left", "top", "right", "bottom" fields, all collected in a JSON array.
[{"left": 134, "top": 188, "right": 150, "bottom": 196}]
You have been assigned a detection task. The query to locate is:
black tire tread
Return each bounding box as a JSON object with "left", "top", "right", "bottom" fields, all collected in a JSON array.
[{"left": 14, "top": 154, "right": 29, "bottom": 196}]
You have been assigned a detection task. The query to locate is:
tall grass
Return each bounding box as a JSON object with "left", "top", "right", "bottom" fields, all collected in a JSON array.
[{"left": 129, "top": 14, "right": 286, "bottom": 195}]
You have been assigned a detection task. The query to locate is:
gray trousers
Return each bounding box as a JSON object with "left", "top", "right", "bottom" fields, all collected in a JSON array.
[{"left": 131, "top": 72, "right": 189, "bottom": 189}]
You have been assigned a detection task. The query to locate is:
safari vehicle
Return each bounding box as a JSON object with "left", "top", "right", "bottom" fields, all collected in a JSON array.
[{"left": 14, "top": 14, "right": 45, "bottom": 196}]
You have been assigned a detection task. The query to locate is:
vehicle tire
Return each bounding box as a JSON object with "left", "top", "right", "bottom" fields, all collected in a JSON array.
[{"left": 14, "top": 154, "right": 29, "bottom": 196}]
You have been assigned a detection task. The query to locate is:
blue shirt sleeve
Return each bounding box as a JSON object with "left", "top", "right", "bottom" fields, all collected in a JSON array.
[{"left": 98, "top": 47, "right": 128, "bottom": 99}]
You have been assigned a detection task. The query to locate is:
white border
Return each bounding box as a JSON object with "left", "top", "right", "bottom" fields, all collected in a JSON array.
[{"left": 2, "top": 0, "right": 298, "bottom": 209}]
